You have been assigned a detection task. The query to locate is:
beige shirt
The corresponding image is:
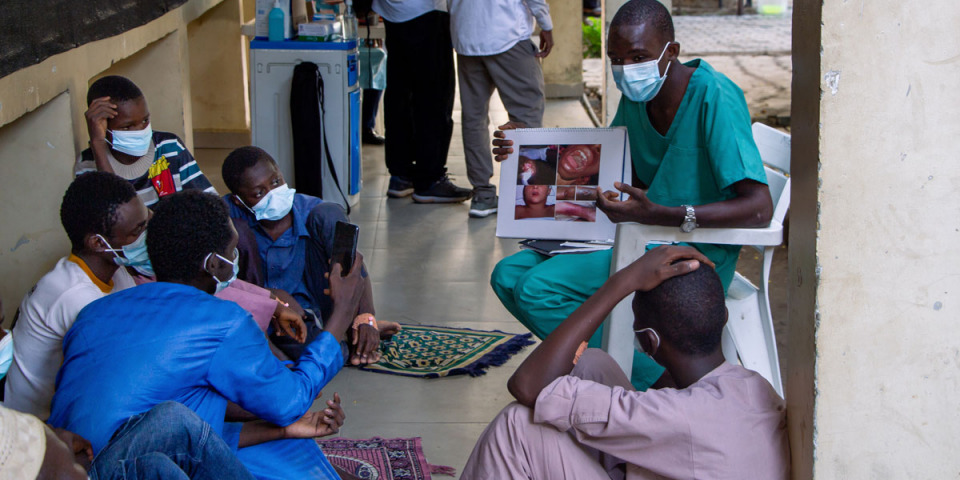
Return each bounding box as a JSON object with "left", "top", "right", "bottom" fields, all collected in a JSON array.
[{"left": 535, "top": 362, "right": 790, "bottom": 479}]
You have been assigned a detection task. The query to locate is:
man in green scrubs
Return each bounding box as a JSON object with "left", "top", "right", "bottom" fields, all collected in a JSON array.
[{"left": 490, "top": 0, "right": 774, "bottom": 390}]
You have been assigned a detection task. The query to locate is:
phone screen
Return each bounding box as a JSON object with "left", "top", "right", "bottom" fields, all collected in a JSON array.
[{"left": 331, "top": 221, "right": 359, "bottom": 276}]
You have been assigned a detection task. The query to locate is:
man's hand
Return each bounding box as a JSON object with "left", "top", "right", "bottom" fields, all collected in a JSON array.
[
  {"left": 350, "top": 323, "right": 381, "bottom": 365},
  {"left": 324, "top": 253, "right": 367, "bottom": 338},
  {"left": 272, "top": 302, "right": 307, "bottom": 343},
  {"left": 596, "top": 182, "right": 664, "bottom": 224},
  {"left": 617, "top": 245, "right": 715, "bottom": 293},
  {"left": 282, "top": 393, "right": 345, "bottom": 439},
  {"left": 271, "top": 289, "right": 306, "bottom": 319},
  {"left": 492, "top": 121, "right": 528, "bottom": 162},
  {"left": 52, "top": 427, "right": 93, "bottom": 466},
  {"left": 85, "top": 96, "right": 116, "bottom": 145},
  {"left": 536, "top": 30, "right": 554, "bottom": 58}
]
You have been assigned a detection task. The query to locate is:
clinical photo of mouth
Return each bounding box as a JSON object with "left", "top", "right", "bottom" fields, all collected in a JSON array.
[{"left": 514, "top": 144, "right": 599, "bottom": 223}]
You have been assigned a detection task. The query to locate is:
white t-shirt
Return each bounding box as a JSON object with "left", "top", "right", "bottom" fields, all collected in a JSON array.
[
  {"left": 3, "top": 256, "right": 135, "bottom": 420},
  {"left": 450, "top": 0, "right": 553, "bottom": 56},
  {"left": 372, "top": 0, "right": 447, "bottom": 23}
]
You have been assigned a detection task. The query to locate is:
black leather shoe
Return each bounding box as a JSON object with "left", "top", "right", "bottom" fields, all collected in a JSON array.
[{"left": 362, "top": 129, "right": 385, "bottom": 145}]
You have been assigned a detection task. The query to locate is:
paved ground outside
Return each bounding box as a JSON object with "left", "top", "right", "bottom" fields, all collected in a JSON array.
[{"left": 583, "top": 12, "right": 792, "bottom": 123}]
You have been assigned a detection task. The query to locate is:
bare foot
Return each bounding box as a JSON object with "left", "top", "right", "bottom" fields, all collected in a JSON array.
[{"left": 378, "top": 320, "right": 401, "bottom": 339}]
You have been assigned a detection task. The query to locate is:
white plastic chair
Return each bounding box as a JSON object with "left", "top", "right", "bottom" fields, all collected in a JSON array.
[{"left": 601, "top": 123, "right": 790, "bottom": 397}]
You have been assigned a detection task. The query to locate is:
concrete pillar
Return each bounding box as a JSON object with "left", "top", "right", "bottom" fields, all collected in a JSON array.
[
  {"left": 543, "top": 0, "right": 584, "bottom": 98},
  {"left": 601, "top": 0, "right": 671, "bottom": 125},
  {"left": 788, "top": 0, "right": 960, "bottom": 477}
]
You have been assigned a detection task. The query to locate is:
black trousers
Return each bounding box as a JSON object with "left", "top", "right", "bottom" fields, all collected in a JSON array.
[{"left": 382, "top": 11, "right": 455, "bottom": 190}]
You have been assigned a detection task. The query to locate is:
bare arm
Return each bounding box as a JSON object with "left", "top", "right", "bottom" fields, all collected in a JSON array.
[
  {"left": 84, "top": 97, "right": 117, "bottom": 174},
  {"left": 507, "top": 246, "right": 714, "bottom": 407},
  {"left": 597, "top": 179, "right": 773, "bottom": 227}
]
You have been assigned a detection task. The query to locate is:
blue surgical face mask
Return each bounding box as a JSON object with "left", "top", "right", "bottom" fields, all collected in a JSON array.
[
  {"left": 107, "top": 123, "right": 153, "bottom": 157},
  {"left": 611, "top": 42, "right": 673, "bottom": 103},
  {"left": 238, "top": 184, "right": 296, "bottom": 222},
  {"left": 98, "top": 232, "right": 154, "bottom": 277},
  {"left": 205, "top": 248, "right": 239, "bottom": 294},
  {"left": 0, "top": 332, "right": 14, "bottom": 378}
]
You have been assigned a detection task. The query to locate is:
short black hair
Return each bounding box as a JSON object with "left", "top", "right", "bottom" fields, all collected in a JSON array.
[
  {"left": 87, "top": 75, "right": 144, "bottom": 106},
  {"left": 633, "top": 263, "right": 725, "bottom": 355},
  {"left": 147, "top": 190, "right": 233, "bottom": 283},
  {"left": 611, "top": 0, "right": 675, "bottom": 42},
  {"left": 222, "top": 146, "right": 276, "bottom": 194},
  {"left": 61, "top": 172, "right": 138, "bottom": 252}
]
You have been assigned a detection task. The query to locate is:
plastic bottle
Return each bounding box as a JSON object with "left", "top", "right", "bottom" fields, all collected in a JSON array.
[
  {"left": 268, "top": 0, "right": 285, "bottom": 42},
  {"left": 341, "top": 0, "right": 358, "bottom": 41}
]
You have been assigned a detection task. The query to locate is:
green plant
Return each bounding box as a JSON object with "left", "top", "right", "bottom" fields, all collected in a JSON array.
[{"left": 582, "top": 18, "right": 602, "bottom": 59}]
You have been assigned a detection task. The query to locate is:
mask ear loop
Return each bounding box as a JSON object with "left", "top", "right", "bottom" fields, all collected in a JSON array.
[{"left": 657, "top": 42, "right": 674, "bottom": 78}]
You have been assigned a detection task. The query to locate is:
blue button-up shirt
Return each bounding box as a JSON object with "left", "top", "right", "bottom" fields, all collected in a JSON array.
[{"left": 228, "top": 194, "right": 324, "bottom": 312}]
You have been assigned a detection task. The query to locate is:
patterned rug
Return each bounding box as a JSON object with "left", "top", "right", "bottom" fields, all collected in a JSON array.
[
  {"left": 359, "top": 325, "right": 535, "bottom": 378},
  {"left": 316, "top": 437, "right": 455, "bottom": 479}
]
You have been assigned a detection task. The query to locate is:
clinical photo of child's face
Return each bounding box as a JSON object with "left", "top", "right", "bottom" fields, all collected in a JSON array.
[
  {"left": 515, "top": 185, "right": 556, "bottom": 220},
  {"left": 516, "top": 145, "right": 558, "bottom": 185},
  {"left": 556, "top": 144, "right": 601, "bottom": 186}
]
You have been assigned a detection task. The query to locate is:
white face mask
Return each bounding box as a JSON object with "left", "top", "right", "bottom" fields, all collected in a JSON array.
[
  {"left": 238, "top": 184, "right": 296, "bottom": 222},
  {"left": 611, "top": 42, "right": 673, "bottom": 103},
  {"left": 107, "top": 123, "right": 153, "bottom": 157},
  {"left": 204, "top": 248, "right": 239, "bottom": 294}
]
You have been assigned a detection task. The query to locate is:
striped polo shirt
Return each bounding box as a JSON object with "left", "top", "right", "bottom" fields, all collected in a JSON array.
[{"left": 75, "top": 131, "right": 217, "bottom": 208}]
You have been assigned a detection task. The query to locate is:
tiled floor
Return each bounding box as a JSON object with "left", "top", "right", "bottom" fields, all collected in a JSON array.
[
  {"left": 195, "top": 94, "right": 596, "bottom": 474},
  {"left": 195, "top": 66, "right": 791, "bottom": 475}
]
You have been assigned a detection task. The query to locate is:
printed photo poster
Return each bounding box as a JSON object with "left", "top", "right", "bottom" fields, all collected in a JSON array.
[{"left": 496, "top": 127, "right": 631, "bottom": 241}]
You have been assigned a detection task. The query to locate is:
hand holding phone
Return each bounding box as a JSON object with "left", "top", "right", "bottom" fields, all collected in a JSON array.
[{"left": 331, "top": 221, "right": 360, "bottom": 277}]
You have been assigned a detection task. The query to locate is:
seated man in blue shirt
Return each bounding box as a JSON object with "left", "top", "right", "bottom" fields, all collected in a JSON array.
[
  {"left": 222, "top": 146, "right": 399, "bottom": 365},
  {"left": 49, "top": 190, "right": 360, "bottom": 480}
]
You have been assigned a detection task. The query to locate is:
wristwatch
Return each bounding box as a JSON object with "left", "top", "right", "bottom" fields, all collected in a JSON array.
[{"left": 680, "top": 205, "right": 697, "bottom": 233}]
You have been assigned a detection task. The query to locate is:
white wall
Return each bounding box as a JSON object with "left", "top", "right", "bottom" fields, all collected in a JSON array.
[{"left": 789, "top": 0, "right": 960, "bottom": 477}]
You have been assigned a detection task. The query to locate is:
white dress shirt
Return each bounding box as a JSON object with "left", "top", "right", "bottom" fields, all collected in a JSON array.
[
  {"left": 450, "top": 0, "right": 553, "bottom": 56},
  {"left": 372, "top": 0, "right": 448, "bottom": 23}
]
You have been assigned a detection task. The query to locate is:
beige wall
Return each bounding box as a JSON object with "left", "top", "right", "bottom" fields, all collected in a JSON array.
[
  {"left": 543, "top": 0, "right": 584, "bottom": 98},
  {"left": 0, "top": 94, "right": 75, "bottom": 322},
  {"left": 0, "top": 0, "right": 245, "bottom": 325},
  {"left": 789, "top": 0, "right": 960, "bottom": 477},
  {"left": 189, "top": 0, "right": 250, "bottom": 134}
]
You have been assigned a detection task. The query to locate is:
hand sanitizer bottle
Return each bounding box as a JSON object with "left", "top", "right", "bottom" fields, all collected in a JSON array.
[{"left": 268, "top": 0, "right": 285, "bottom": 41}]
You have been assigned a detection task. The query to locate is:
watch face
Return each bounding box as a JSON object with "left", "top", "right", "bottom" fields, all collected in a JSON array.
[{"left": 680, "top": 221, "right": 696, "bottom": 233}]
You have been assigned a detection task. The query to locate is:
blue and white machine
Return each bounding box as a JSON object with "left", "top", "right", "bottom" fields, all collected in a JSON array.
[{"left": 250, "top": 39, "right": 362, "bottom": 208}]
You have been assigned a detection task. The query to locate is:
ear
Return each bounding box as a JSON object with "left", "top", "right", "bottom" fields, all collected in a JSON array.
[
  {"left": 666, "top": 41, "right": 680, "bottom": 61},
  {"left": 84, "top": 233, "right": 108, "bottom": 254},
  {"left": 201, "top": 252, "right": 218, "bottom": 274},
  {"left": 230, "top": 194, "right": 243, "bottom": 208},
  {"left": 640, "top": 329, "right": 660, "bottom": 357},
  {"left": 722, "top": 307, "right": 729, "bottom": 328}
]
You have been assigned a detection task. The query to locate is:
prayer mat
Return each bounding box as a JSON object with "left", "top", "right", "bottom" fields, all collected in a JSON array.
[
  {"left": 359, "top": 324, "right": 535, "bottom": 378},
  {"left": 316, "top": 437, "right": 455, "bottom": 479}
]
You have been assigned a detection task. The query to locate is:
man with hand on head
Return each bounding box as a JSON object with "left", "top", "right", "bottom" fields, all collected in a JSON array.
[
  {"left": 489, "top": 0, "right": 773, "bottom": 392},
  {"left": 48, "top": 190, "right": 357, "bottom": 479},
  {"left": 76, "top": 75, "right": 217, "bottom": 208},
  {"left": 462, "top": 246, "right": 789, "bottom": 479}
]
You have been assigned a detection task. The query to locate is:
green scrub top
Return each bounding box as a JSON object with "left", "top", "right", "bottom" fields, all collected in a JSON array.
[{"left": 611, "top": 59, "right": 768, "bottom": 289}]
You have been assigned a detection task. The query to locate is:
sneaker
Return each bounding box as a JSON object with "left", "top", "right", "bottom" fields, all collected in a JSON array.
[
  {"left": 387, "top": 176, "right": 414, "bottom": 198},
  {"left": 411, "top": 176, "right": 472, "bottom": 204},
  {"left": 469, "top": 192, "right": 498, "bottom": 218},
  {"left": 362, "top": 128, "right": 386, "bottom": 145}
]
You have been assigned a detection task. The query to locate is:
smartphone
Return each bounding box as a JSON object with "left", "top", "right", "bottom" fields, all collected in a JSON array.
[{"left": 331, "top": 221, "right": 360, "bottom": 276}]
